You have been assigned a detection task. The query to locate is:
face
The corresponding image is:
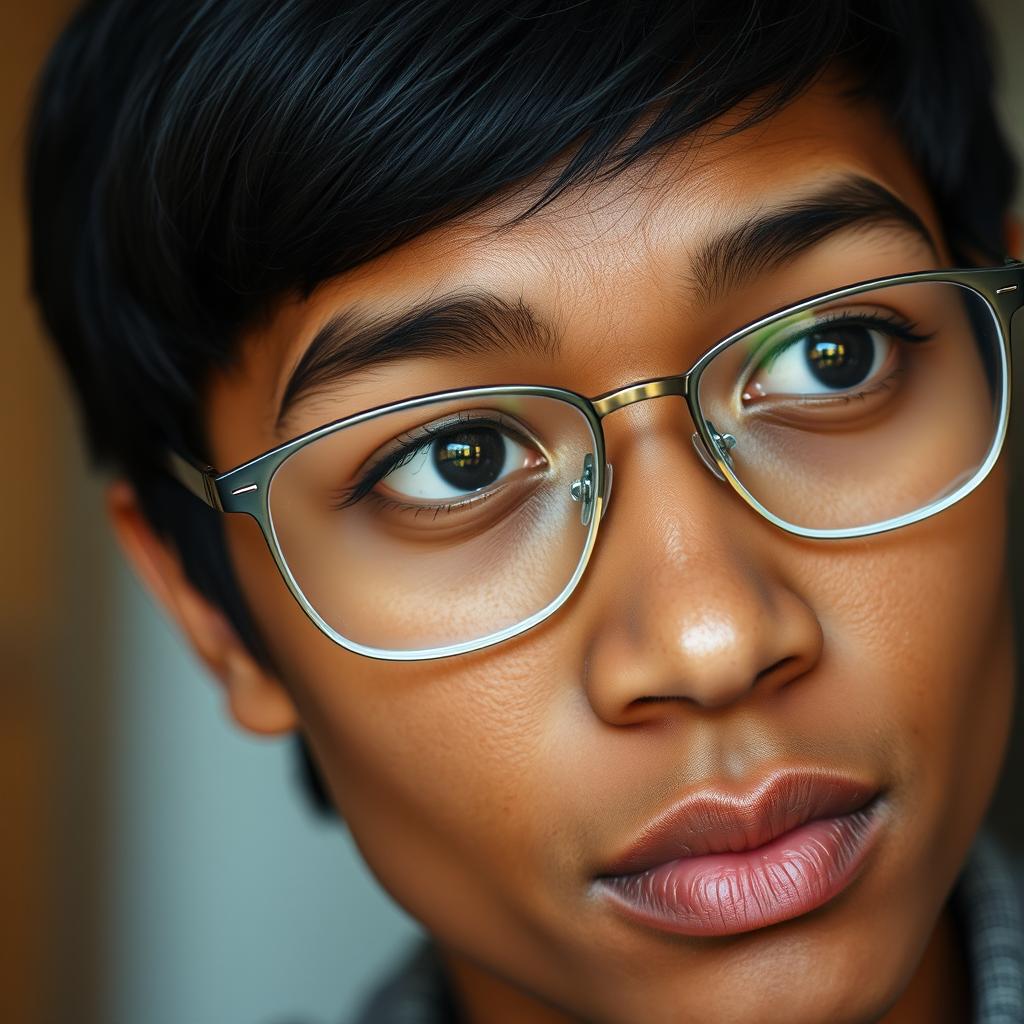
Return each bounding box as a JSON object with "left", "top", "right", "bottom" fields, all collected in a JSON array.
[{"left": 200, "top": 80, "right": 1015, "bottom": 1022}]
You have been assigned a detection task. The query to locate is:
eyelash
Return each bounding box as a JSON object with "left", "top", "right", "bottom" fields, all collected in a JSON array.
[
  {"left": 744, "top": 310, "right": 936, "bottom": 409},
  {"left": 328, "top": 313, "right": 936, "bottom": 512},
  {"left": 754, "top": 310, "right": 935, "bottom": 373},
  {"left": 328, "top": 411, "right": 525, "bottom": 513}
]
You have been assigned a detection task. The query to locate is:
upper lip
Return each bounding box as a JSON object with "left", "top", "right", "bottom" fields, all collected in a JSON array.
[{"left": 598, "top": 766, "right": 880, "bottom": 877}]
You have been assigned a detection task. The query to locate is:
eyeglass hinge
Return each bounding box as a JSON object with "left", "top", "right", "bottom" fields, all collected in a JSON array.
[{"left": 166, "top": 449, "right": 224, "bottom": 511}]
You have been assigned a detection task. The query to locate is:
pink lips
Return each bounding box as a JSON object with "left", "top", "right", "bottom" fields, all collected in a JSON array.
[{"left": 595, "top": 767, "right": 884, "bottom": 937}]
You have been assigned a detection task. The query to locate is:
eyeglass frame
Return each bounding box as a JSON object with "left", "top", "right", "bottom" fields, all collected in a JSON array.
[{"left": 166, "top": 261, "right": 1024, "bottom": 661}]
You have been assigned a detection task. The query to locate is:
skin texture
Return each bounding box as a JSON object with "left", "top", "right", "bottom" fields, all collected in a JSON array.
[{"left": 109, "top": 78, "right": 1016, "bottom": 1023}]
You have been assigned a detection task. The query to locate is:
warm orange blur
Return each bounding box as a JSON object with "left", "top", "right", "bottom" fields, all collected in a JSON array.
[{"left": 1, "top": 5, "right": 110, "bottom": 1024}]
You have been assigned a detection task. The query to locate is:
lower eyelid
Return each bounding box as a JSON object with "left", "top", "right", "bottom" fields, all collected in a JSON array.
[
  {"left": 377, "top": 451, "right": 547, "bottom": 505},
  {"left": 741, "top": 350, "right": 904, "bottom": 419},
  {"left": 368, "top": 481, "right": 507, "bottom": 515},
  {"left": 740, "top": 367, "right": 907, "bottom": 432},
  {"left": 794, "top": 369, "right": 900, "bottom": 404}
]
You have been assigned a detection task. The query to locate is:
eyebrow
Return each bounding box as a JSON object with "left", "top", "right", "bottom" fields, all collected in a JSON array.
[
  {"left": 274, "top": 174, "right": 937, "bottom": 432},
  {"left": 275, "top": 294, "right": 556, "bottom": 433},
  {"left": 688, "top": 174, "right": 938, "bottom": 305}
]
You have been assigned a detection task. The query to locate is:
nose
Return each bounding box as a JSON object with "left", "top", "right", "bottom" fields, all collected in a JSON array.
[{"left": 580, "top": 420, "right": 823, "bottom": 726}]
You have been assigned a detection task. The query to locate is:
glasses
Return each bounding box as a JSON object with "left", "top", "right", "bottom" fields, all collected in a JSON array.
[{"left": 168, "top": 263, "right": 1022, "bottom": 661}]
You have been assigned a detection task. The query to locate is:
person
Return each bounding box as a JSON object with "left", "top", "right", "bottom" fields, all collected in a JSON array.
[{"left": 25, "top": 0, "right": 1024, "bottom": 1020}]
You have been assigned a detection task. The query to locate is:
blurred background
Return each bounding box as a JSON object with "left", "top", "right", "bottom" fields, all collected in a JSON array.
[{"left": 3, "top": 3, "right": 1024, "bottom": 1023}]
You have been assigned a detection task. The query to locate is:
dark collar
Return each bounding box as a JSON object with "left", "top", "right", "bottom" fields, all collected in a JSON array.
[{"left": 951, "top": 827, "right": 1024, "bottom": 1023}]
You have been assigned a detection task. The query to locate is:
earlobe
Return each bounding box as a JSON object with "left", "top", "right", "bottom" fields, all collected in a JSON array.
[
  {"left": 221, "top": 647, "right": 301, "bottom": 735},
  {"left": 105, "top": 479, "right": 299, "bottom": 735}
]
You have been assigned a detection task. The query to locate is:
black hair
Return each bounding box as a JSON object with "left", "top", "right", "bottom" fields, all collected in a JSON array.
[{"left": 26, "top": 0, "right": 1018, "bottom": 814}]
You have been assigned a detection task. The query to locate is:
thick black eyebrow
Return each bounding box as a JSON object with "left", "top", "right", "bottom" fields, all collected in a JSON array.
[
  {"left": 275, "top": 174, "right": 937, "bottom": 432},
  {"left": 275, "top": 294, "right": 556, "bottom": 433},
  {"left": 688, "top": 174, "right": 939, "bottom": 306}
]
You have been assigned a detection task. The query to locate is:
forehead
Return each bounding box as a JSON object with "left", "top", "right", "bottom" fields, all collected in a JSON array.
[{"left": 205, "top": 80, "right": 942, "bottom": 469}]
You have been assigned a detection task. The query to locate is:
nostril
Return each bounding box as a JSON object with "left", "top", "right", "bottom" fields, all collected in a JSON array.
[
  {"left": 755, "top": 655, "right": 802, "bottom": 688},
  {"left": 691, "top": 431, "right": 726, "bottom": 482}
]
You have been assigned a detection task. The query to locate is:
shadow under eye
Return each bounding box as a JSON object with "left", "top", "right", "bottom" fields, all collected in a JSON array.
[{"left": 362, "top": 465, "right": 553, "bottom": 542}]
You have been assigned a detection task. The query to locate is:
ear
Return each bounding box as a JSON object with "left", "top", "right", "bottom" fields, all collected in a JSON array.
[
  {"left": 106, "top": 479, "right": 299, "bottom": 735},
  {"left": 1005, "top": 213, "right": 1022, "bottom": 260}
]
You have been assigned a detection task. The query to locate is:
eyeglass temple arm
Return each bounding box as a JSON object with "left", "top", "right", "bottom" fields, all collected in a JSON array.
[{"left": 166, "top": 449, "right": 224, "bottom": 511}]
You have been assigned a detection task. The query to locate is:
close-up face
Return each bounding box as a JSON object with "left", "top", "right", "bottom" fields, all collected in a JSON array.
[{"left": 198, "top": 79, "right": 1015, "bottom": 1022}]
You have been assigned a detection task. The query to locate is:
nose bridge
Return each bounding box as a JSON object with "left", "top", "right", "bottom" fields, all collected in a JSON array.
[
  {"left": 590, "top": 371, "right": 735, "bottom": 484},
  {"left": 591, "top": 374, "right": 689, "bottom": 419},
  {"left": 579, "top": 436, "right": 824, "bottom": 721}
]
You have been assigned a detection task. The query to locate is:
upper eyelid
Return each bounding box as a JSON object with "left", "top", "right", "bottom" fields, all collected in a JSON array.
[
  {"left": 739, "top": 308, "right": 922, "bottom": 375},
  {"left": 339, "top": 413, "right": 541, "bottom": 507}
]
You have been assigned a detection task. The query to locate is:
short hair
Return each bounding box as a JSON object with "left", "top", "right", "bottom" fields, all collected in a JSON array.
[{"left": 26, "top": 0, "right": 1017, "bottom": 810}]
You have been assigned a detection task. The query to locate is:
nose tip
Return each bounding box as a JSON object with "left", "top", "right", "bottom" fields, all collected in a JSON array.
[
  {"left": 583, "top": 585, "right": 822, "bottom": 724},
  {"left": 671, "top": 615, "right": 809, "bottom": 709},
  {"left": 674, "top": 613, "right": 754, "bottom": 707}
]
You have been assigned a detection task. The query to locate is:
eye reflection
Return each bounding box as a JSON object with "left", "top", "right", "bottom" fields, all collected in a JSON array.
[
  {"left": 433, "top": 428, "right": 506, "bottom": 489},
  {"left": 804, "top": 328, "right": 878, "bottom": 387},
  {"left": 381, "top": 423, "right": 540, "bottom": 502},
  {"left": 744, "top": 325, "right": 890, "bottom": 400},
  {"left": 739, "top": 308, "right": 933, "bottom": 405}
]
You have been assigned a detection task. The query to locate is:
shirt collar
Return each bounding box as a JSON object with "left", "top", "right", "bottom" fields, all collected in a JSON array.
[{"left": 951, "top": 826, "right": 1024, "bottom": 1024}]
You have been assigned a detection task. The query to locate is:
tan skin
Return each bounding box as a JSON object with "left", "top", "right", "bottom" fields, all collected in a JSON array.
[{"left": 108, "top": 79, "right": 1017, "bottom": 1023}]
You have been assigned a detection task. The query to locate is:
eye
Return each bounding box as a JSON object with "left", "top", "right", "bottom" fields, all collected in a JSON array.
[
  {"left": 380, "top": 423, "right": 542, "bottom": 502},
  {"left": 743, "top": 322, "right": 892, "bottom": 402}
]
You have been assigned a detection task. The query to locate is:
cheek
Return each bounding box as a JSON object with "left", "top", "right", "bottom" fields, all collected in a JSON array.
[
  {"left": 804, "top": 459, "right": 1014, "bottom": 885},
  {"left": 226, "top": 503, "right": 570, "bottom": 934},
  {"left": 221, "top": 447, "right": 1015, "bottom": 1011},
  {"left": 297, "top": 639, "right": 577, "bottom": 955}
]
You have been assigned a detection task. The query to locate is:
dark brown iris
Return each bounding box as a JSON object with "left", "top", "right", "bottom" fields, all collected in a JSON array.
[
  {"left": 805, "top": 327, "right": 875, "bottom": 389},
  {"left": 434, "top": 428, "right": 506, "bottom": 491}
]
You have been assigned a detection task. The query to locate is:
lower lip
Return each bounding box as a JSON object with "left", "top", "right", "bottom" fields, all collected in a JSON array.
[{"left": 596, "top": 798, "right": 884, "bottom": 937}]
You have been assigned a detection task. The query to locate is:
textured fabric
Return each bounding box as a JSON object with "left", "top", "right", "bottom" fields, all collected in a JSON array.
[
  {"left": 350, "top": 938, "right": 455, "bottom": 1024},
  {"left": 350, "top": 826, "right": 1024, "bottom": 1023},
  {"left": 950, "top": 828, "right": 1024, "bottom": 1024}
]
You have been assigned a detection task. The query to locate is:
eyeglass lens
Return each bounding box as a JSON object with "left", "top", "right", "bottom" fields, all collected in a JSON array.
[
  {"left": 267, "top": 279, "right": 1003, "bottom": 654},
  {"left": 696, "top": 280, "right": 1002, "bottom": 531},
  {"left": 268, "top": 394, "right": 601, "bottom": 653}
]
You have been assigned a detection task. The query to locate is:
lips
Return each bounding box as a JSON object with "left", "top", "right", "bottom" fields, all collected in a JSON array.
[
  {"left": 598, "top": 766, "right": 881, "bottom": 877},
  {"left": 593, "top": 766, "right": 885, "bottom": 937}
]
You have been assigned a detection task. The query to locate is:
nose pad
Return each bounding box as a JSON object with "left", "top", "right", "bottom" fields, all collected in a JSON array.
[
  {"left": 707, "top": 421, "right": 737, "bottom": 468},
  {"left": 691, "top": 431, "right": 726, "bottom": 482},
  {"left": 570, "top": 455, "right": 615, "bottom": 526},
  {"left": 601, "top": 462, "right": 613, "bottom": 520},
  {"left": 570, "top": 453, "right": 596, "bottom": 525}
]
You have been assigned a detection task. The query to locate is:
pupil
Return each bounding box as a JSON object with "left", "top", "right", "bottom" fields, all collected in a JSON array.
[
  {"left": 433, "top": 428, "right": 506, "bottom": 491},
  {"left": 804, "top": 327, "right": 875, "bottom": 389}
]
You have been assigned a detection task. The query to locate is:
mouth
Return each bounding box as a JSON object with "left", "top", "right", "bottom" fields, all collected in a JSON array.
[{"left": 593, "top": 767, "right": 886, "bottom": 938}]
